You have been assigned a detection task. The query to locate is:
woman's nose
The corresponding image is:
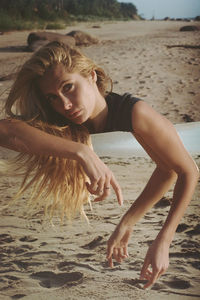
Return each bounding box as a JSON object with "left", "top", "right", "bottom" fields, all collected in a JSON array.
[{"left": 61, "top": 96, "right": 72, "bottom": 110}]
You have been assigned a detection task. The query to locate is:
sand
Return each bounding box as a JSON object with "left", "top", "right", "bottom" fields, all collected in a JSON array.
[{"left": 0, "top": 20, "right": 200, "bottom": 299}]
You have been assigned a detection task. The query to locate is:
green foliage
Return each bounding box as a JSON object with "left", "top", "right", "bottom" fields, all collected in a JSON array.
[
  {"left": 120, "top": 2, "right": 137, "bottom": 18},
  {"left": 63, "top": 0, "right": 137, "bottom": 18},
  {"left": 0, "top": 11, "right": 14, "bottom": 31},
  {"left": 0, "top": 0, "right": 139, "bottom": 31},
  {"left": 45, "top": 22, "right": 67, "bottom": 30},
  {"left": 0, "top": 10, "right": 42, "bottom": 31}
]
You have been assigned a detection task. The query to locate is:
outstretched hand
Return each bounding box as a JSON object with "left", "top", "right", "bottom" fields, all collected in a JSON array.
[{"left": 80, "top": 144, "right": 123, "bottom": 205}]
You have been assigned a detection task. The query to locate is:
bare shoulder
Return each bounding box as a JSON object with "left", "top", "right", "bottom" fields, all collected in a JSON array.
[
  {"left": 131, "top": 101, "right": 199, "bottom": 174},
  {"left": 132, "top": 101, "right": 172, "bottom": 134}
]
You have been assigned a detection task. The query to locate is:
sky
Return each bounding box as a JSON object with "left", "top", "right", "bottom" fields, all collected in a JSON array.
[{"left": 119, "top": 0, "right": 200, "bottom": 19}]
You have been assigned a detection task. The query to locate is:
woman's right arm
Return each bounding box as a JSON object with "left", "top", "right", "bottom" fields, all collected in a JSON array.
[
  {"left": 0, "top": 118, "right": 85, "bottom": 159},
  {"left": 0, "top": 119, "right": 123, "bottom": 204}
]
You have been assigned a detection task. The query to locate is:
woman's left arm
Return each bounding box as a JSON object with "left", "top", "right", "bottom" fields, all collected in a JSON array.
[{"left": 107, "top": 101, "right": 199, "bottom": 288}]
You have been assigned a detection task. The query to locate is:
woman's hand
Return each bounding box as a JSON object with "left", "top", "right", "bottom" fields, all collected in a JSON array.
[
  {"left": 107, "top": 222, "right": 133, "bottom": 267},
  {"left": 140, "top": 237, "right": 170, "bottom": 289},
  {"left": 78, "top": 144, "right": 123, "bottom": 205},
  {"left": 107, "top": 216, "right": 169, "bottom": 289}
]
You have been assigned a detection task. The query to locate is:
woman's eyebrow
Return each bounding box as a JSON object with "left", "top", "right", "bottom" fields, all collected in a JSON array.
[
  {"left": 60, "top": 79, "right": 72, "bottom": 85},
  {"left": 43, "top": 79, "right": 72, "bottom": 96}
]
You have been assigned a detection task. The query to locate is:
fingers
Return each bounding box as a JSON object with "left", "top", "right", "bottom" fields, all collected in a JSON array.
[
  {"left": 140, "top": 259, "right": 167, "bottom": 289},
  {"left": 110, "top": 174, "right": 123, "bottom": 206},
  {"left": 113, "top": 248, "right": 125, "bottom": 263},
  {"left": 143, "top": 269, "right": 159, "bottom": 289},
  {"left": 86, "top": 179, "right": 101, "bottom": 195},
  {"left": 95, "top": 173, "right": 123, "bottom": 205},
  {"left": 86, "top": 171, "right": 123, "bottom": 205},
  {"left": 94, "top": 190, "right": 110, "bottom": 202},
  {"left": 143, "top": 267, "right": 166, "bottom": 289},
  {"left": 86, "top": 180, "right": 106, "bottom": 197},
  {"left": 107, "top": 243, "right": 128, "bottom": 268},
  {"left": 94, "top": 177, "right": 111, "bottom": 202},
  {"left": 107, "top": 243, "right": 114, "bottom": 268},
  {"left": 123, "top": 246, "right": 129, "bottom": 258},
  {"left": 140, "top": 256, "right": 150, "bottom": 280},
  {"left": 140, "top": 257, "right": 157, "bottom": 289}
]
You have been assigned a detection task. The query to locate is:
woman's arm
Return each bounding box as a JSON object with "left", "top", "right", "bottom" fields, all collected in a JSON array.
[
  {"left": 0, "top": 118, "right": 84, "bottom": 158},
  {"left": 107, "top": 166, "right": 177, "bottom": 263},
  {"left": 0, "top": 118, "right": 123, "bottom": 204},
  {"left": 107, "top": 101, "right": 199, "bottom": 287}
]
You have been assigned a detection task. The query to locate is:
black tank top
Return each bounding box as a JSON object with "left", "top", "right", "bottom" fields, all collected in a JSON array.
[{"left": 104, "top": 92, "right": 141, "bottom": 132}]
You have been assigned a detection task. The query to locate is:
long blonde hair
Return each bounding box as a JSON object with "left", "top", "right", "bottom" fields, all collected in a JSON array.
[
  {"left": 3, "top": 42, "right": 112, "bottom": 222},
  {"left": 3, "top": 121, "right": 92, "bottom": 222},
  {"left": 5, "top": 41, "right": 112, "bottom": 123}
]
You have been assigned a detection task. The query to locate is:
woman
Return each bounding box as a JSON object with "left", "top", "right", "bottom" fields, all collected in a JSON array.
[{"left": 0, "top": 41, "right": 199, "bottom": 288}]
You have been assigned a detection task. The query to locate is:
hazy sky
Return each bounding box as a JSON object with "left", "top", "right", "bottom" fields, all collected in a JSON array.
[{"left": 119, "top": 0, "right": 200, "bottom": 19}]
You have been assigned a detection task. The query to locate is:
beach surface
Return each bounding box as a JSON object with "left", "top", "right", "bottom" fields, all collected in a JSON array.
[{"left": 0, "top": 20, "right": 200, "bottom": 300}]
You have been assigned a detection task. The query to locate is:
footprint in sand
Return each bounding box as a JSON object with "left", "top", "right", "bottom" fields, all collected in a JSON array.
[
  {"left": 58, "top": 260, "right": 98, "bottom": 272},
  {"left": 176, "top": 223, "right": 190, "bottom": 233},
  {"left": 190, "top": 261, "right": 200, "bottom": 270},
  {"left": 81, "top": 236, "right": 103, "bottom": 249},
  {"left": 11, "top": 294, "right": 27, "bottom": 299},
  {"left": 165, "top": 278, "right": 192, "bottom": 290},
  {"left": 0, "top": 234, "right": 15, "bottom": 243},
  {"left": 185, "top": 224, "right": 200, "bottom": 236},
  {"left": 154, "top": 197, "right": 171, "bottom": 208},
  {"left": 23, "top": 250, "right": 63, "bottom": 259},
  {"left": 19, "top": 236, "right": 38, "bottom": 242},
  {"left": 76, "top": 253, "right": 95, "bottom": 259},
  {"left": 170, "top": 249, "right": 200, "bottom": 259},
  {"left": 30, "top": 271, "right": 83, "bottom": 288}
]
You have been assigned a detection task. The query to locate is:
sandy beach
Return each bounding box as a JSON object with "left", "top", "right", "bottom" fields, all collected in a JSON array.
[{"left": 0, "top": 20, "right": 200, "bottom": 299}]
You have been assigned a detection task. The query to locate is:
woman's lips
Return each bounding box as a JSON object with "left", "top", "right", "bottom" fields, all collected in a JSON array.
[{"left": 69, "top": 109, "right": 82, "bottom": 119}]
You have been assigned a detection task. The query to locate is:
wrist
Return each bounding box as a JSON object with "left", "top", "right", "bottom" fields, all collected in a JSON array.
[
  {"left": 156, "top": 230, "right": 174, "bottom": 246},
  {"left": 75, "top": 143, "right": 89, "bottom": 163},
  {"left": 120, "top": 210, "right": 136, "bottom": 228}
]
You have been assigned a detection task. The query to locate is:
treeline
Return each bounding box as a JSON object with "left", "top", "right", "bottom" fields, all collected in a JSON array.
[
  {"left": 65, "top": 0, "right": 137, "bottom": 19},
  {"left": 0, "top": 0, "right": 139, "bottom": 31}
]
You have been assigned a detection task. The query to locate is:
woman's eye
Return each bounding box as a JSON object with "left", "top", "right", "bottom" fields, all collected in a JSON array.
[
  {"left": 46, "top": 95, "right": 58, "bottom": 103},
  {"left": 63, "top": 83, "right": 73, "bottom": 94}
]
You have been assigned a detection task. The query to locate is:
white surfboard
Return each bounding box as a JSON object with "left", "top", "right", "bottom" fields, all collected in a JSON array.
[{"left": 91, "top": 122, "right": 200, "bottom": 157}]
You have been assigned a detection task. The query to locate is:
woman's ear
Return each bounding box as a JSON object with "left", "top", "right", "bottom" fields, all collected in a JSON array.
[{"left": 90, "top": 70, "right": 97, "bottom": 83}]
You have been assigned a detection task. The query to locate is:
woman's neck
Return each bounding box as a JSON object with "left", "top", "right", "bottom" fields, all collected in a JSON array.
[{"left": 85, "top": 95, "right": 108, "bottom": 133}]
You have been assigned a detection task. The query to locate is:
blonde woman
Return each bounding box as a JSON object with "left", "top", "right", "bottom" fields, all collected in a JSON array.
[{"left": 0, "top": 41, "right": 198, "bottom": 288}]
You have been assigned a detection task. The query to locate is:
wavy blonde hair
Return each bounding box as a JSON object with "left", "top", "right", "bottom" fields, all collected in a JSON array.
[
  {"left": 3, "top": 42, "right": 112, "bottom": 222},
  {"left": 5, "top": 41, "right": 112, "bottom": 123},
  {"left": 2, "top": 121, "right": 92, "bottom": 222}
]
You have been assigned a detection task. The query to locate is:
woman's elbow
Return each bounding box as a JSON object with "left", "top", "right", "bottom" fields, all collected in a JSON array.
[
  {"left": 188, "top": 158, "right": 199, "bottom": 179},
  {"left": 192, "top": 162, "right": 200, "bottom": 182},
  {"left": 178, "top": 159, "right": 199, "bottom": 183}
]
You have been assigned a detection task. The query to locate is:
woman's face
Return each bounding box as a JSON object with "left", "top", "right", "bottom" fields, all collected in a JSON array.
[{"left": 38, "top": 63, "right": 101, "bottom": 125}]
